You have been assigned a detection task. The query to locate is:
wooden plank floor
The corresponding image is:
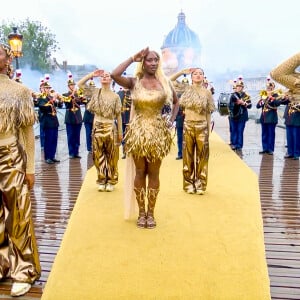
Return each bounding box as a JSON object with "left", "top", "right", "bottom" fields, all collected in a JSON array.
[{"left": 0, "top": 113, "right": 299, "bottom": 299}]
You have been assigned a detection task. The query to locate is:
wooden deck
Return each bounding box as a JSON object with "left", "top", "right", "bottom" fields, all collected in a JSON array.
[{"left": 0, "top": 113, "right": 299, "bottom": 299}]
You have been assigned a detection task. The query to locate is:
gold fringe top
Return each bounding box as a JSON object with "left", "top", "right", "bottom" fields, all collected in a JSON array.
[
  {"left": 0, "top": 74, "right": 36, "bottom": 173},
  {"left": 0, "top": 74, "right": 36, "bottom": 133},
  {"left": 180, "top": 85, "right": 216, "bottom": 116},
  {"left": 270, "top": 52, "right": 300, "bottom": 102},
  {"left": 87, "top": 88, "right": 121, "bottom": 119},
  {"left": 124, "top": 79, "right": 172, "bottom": 162}
]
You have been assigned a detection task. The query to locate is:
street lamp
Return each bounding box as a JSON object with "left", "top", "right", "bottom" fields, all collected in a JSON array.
[{"left": 8, "top": 27, "right": 23, "bottom": 69}]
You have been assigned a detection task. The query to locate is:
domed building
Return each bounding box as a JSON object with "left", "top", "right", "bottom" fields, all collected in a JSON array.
[{"left": 161, "top": 11, "right": 201, "bottom": 76}]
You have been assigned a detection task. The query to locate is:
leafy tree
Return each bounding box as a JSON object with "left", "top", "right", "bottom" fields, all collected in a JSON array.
[{"left": 0, "top": 19, "right": 59, "bottom": 72}]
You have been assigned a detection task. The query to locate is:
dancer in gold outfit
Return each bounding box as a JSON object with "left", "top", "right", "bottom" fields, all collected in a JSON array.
[
  {"left": 78, "top": 70, "right": 122, "bottom": 192},
  {"left": 111, "top": 47, "right": 179, "bottom": 229},
  {"left": 270, "top": 52, "right": 300, "bottom": 160},
  {"left": 179, "top": 68, "right": 215, "bottom": 195},
  {"left": 0, "top": 43, "right": 41, "bottom": 297}
]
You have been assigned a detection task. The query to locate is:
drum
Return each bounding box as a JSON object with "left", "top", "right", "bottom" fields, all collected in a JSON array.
[{"left": 217, "top": 92, "right": 231, "bottom": 116}]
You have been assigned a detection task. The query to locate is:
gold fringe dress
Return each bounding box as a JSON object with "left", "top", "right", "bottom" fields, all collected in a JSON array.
[
  {"left": 124, "top": 79, "right": 172, "bottom": 162},
  {"left": 0, "top": 74, "right": 41, "bottom": 283}
]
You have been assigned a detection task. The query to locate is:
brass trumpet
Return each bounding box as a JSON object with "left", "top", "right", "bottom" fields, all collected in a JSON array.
[{"left": 259, "top": 90, "right": 268, "bottom": 100}]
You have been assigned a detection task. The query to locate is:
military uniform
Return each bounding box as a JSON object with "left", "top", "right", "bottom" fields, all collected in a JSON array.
[
  {"left": 228, "top": 80, "right": 252, "bottom": 150},
  {"left": 256, "top": 81, "right": 281, "bottom": 154},
  {"left": 62, "top": 79, "right": 84, "bottom": 158},
  {"left": 38, "top": 82, "right": 62, "bottom": 163}
]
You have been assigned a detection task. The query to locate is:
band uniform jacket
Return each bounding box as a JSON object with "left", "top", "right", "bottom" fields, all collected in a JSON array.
[
  {"left": 38, "top": 96, "right": 62, "bottom": 128},
  {"left": 63, "top": 91, "right": 83, "bottom": 124},
  {"left": 229, "top": 91, "right": 252, "bottom": 121},
  {"left": 256, "top": 95, "right": 281, "bottom": 124}
]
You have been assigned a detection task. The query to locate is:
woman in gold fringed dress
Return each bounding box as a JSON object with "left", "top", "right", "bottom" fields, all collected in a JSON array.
[
  {"left": 180, "top": 68, "right": 216, "bottom": 195},
  {"left": 111, "top": 47, "right": 179, "bottom": 229},
  {"left": 0, "top": 43, "right": 41, "bottom": 297}
]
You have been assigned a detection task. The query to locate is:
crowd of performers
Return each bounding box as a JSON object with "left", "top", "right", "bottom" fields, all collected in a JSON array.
[{"left": 1, "top": 40, "right": 300, "bottom": 296}]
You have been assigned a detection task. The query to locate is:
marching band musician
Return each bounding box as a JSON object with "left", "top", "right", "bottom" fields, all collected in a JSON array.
[
  {"left": 37, "top": 81, "right": 62, "bottom": 164},
  {"left": 77, "top": 69, "right": 122, "bottom": 192},
  {"left": 228, "top": 79, "right": 252, "bottom": 151},
  {"left": 270, "top": 52, "right": 300, "bottom": 160},
  {"left": 256, "top": 79, "right": 282, "bottom": 155},
  {"left": 62, "top": 74, "right": 85, "bottom": 159},
  {"left": 33, "top": 79, "right": 46, "bottom": 149}
]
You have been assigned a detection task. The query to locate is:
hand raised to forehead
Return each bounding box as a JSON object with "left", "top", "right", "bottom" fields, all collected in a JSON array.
[
  {"left": 93, "top": 69, "right": 104, "bottom": 77},
  {"left": 133, "top": 47, "right": 149, "bottom": 62}
]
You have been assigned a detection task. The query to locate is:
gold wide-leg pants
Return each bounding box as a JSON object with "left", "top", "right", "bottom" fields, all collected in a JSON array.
[
  {"left": 183, "top": 120, "right": 209, "bottom": 192},
  {"left": 93, "top": 121, "right": 119, "bottom": 185},
  {"left": 0, "top": 141, "right": 41, "bottom": 283}
]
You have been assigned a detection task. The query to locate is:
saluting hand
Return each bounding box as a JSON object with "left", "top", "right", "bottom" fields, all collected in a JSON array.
[
  {"left": 93, "top": 69, "right": 104, "bottom": 78},
  {"left": 132, "top": 47, "right": 149, "bottom": 62}
]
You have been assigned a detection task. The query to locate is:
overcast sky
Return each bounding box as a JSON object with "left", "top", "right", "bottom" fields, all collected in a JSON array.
[{"left": 4, "top": 0, "right": 300, "bottom": 78}]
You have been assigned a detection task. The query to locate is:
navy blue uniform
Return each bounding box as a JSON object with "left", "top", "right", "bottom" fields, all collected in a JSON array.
[
  {"left": 256, "top": 94, "right": 281, "bottom": 153},
  {"left": 281, "top": 98, "right": 300, "bottom": 159},
  {"left": 229, "top": 91, "right": 252, "bottom": 150},
  {"left": 62, "top": 91, "right": 84, "bottom": 158},
  {"left": 38, "top": 96, "right": 62, "bottom": 162}
]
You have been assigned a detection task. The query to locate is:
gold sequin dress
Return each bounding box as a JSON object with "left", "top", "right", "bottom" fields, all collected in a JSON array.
[{"left": 125, "top": 79, "right": 172, "bottom": 162}]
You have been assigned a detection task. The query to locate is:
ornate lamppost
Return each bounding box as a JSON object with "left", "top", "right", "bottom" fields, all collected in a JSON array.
[{"left": 8, "top": 26, "right": 23, "bottom": 69}]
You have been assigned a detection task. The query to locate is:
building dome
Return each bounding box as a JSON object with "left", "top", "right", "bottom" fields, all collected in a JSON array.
[
  {"left": 161, "top": 12, "right": 201, "bottom": 49},
  {"left": 161, "top": 12, "right": 202, "bottom": 76}
]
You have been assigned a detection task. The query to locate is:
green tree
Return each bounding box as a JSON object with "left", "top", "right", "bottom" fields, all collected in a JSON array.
[{"left": 0, "top": 19, "right": 59, "bottom": 72}]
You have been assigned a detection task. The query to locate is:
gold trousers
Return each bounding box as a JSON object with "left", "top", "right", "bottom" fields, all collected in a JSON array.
[
  {"left": 93, "top": 121, "right": 119, "bottom": 185},
  {"left": 183, "top": 120, "right": 209, "bottom": 192},
  {"left": 0, "top": 141, "right": 41, "bottom": 283}
]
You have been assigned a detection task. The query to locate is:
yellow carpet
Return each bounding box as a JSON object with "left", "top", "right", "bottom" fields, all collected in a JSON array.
[{"left": 42, "top": 132, "right": 271, "bottom": 300}]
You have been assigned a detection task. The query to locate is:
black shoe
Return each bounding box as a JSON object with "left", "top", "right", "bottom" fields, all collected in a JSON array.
[
  {"left": 52, "top": 158, "right": 60, "bottom": 163},
  {"left": 176, "top": 156, "right": 182, "bottom": 160},
  {"left": 259, "top": 151, "right": 267, "bottom": 154},
  {"left": 267, "top": 151, "right": 273, "bottom": 155},
  {"left": 45, "top": 159, "right": 55, "bottom": 164},
  {"left": 74, "top": 155, "right": 81, "bottom": 158},
  {"left": 284, "top": 155, "right": 293, "bottom": 159}
]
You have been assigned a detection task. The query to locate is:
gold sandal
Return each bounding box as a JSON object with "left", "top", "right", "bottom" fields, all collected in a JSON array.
[
  {"left": 146, "top": 215, "right": 156, "bottom": 229},
  {"left": 137, "top": 213, "right": 147, "bottom": 228}
]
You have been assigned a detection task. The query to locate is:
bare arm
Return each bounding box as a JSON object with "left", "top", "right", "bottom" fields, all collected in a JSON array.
[
  {"left": 77, "top": 72, "right": 95, "bottom": 89},
  {"left": 169, "top": 68, "right": 193, "bottom": 81},
  {"left": 169, "top": 87, "right": 179, "bottom": 124},
  {"left": 270, "top": 52, "right": 300, "bottom": 90},
  {"left": 111, "top": 47, "right": 149, "bottom": 89}
]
